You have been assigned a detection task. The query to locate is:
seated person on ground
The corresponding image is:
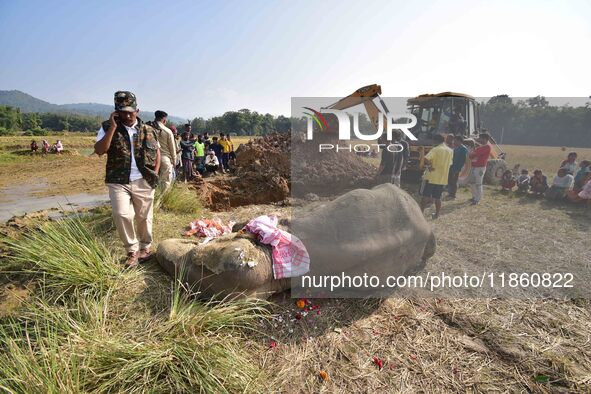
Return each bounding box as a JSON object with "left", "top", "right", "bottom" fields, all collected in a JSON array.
[
  {"left": 209, "top": 137, "right": 223, "bottom": 171},
  {"left": 559, "top": 151, "right": 577, "bottom": 175},
  {"left": 30, "top": 140, "right": 38, "bottom": 153},
  {"left": 41, "top": 140, "right": 49, "bottom": 154},
  {"left": 53, "top": 140, "right": 63, "bottom": 154},
  {"left": 567, "top": 173, "right": 591, "bottom": 203},
  {"left": 205, "top": 150, "right": 220, "bottom": 174},
  {"left": 501, "top": 169, "right": 516, "bottom": 191},
  {"left": 516, "top": 169, "right": 530, "bottom": 193},
  {"left": 546, "top": 168, "right": 574, "bottom": 200},
  {"left": 529, "top": 169, "right": 548, "bottom": 196},
  {"left": 574, "top": 160, "right": 591, "bottom": 190}
]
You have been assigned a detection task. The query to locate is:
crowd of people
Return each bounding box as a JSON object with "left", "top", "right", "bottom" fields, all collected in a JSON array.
[
  {"left": 30, "top": 139, "right": 63, "bottom": 154},
  {"left": 172, "top": 123, "right": 237, "bottom": 183},
  {"left": 380, "top": 131, "right": 591, "bottom": 220},
  {"left": 416, "top": 132, "right": 493, "bottom": 219},
  {"left": 142, "top": 111, "right": 238, "bottom": 187},
  {"left": 500, "top": 152, "right": 591, "bottom": 204}
]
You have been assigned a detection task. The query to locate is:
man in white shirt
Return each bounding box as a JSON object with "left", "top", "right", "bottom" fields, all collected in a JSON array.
[
  {"left": 205, "top": 150, "right": 219, "bottom": 175},
  {"left": 94, "top": 91, "right": 161, "bottom": 267},
  {"left": 148, "top": 110, "right": 176, "bottom": 190}
]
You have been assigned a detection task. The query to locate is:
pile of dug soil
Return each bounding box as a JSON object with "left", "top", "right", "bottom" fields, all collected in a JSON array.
[
  {"left": 290, "top": 133, "right": 377, "bottom": 196},
  {"left": 198, "top": 133, "right": 377, "bottom": 210}
]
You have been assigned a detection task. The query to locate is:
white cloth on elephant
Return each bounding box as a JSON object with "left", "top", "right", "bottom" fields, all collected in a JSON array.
[{"left": 244, "top": 215, "right": 310, "bottom": 279}]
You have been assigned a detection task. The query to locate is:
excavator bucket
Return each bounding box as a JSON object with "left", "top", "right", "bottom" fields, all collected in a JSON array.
[{"left": 323, "top": 84, "right": 382, "bottom": 110}]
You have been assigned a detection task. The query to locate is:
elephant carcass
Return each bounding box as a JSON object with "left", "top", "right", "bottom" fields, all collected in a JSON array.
[
  {"left": 156, "top": 183, "right": 436, "bottom": 299},
  {"left": 290, "top": 183, "right": 436, "bottom": 297}
]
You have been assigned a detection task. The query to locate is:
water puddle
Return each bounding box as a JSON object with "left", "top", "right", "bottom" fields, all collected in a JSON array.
[{"left": 0, "top": 183, "right": 109, "bottom": 223}]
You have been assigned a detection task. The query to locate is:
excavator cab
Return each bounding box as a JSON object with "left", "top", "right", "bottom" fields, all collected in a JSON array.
[
  {"left": 405, "top": 92, "right": 483, "bottom": 172},
  {"left": 405, "top": 93, "right": 506, "bottom": 183},
  {"left": 407, "top": 93, "right": 480, "bottom": 142}
]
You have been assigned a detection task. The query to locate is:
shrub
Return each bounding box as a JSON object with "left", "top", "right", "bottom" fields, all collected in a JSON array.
[{"left": 155, "top": 183, "right": 202, "bottom": 216}]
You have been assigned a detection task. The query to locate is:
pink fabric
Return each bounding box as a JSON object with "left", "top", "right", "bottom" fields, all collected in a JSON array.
[{"left": 244, "top": 215, "right": 310, "bottom": 279}]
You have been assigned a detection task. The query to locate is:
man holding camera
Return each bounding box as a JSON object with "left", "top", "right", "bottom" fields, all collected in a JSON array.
[{"left": 94, "top": 91, "right": 161, "bottom": 267}]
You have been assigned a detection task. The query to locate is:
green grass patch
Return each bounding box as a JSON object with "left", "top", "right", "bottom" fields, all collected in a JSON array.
[
  {"left": 155, "top": 183, "right": 202, "bottom": 216},
  {"left": 0, "top": 152, "right": 27, "bottom": 165},
  {"left": 0, "top": 275, "right": 270, "bottom": 393},
  {"left": 0, "top": 215, "right": 121, "bottom": 294}
]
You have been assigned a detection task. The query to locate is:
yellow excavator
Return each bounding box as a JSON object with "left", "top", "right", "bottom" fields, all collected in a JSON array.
[{"left": 322, "top": 84, "right": 507, "bottom": 184}]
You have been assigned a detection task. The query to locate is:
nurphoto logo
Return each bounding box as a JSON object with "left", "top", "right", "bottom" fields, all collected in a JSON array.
[{"left": 303, "top": 106, "right": 418, "bottom": 153}]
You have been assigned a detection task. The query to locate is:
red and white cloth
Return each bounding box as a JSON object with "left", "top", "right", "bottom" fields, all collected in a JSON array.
[
  {"left": 185, "top": 218, "right": 235, "bottom": 239},
  {"left": 244, "top": 215, "right": 310, "bottom": 279}
]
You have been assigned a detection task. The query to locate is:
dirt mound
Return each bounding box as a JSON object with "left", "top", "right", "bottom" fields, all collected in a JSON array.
[
  {"left": 290, "top": 133, "right": 377, "bottom": 196},
  {"left": 234, "top": 134, "right": 291, "bottom": 178},
  {"left": 199, "top": 173, "right": 290, "bottom": 211},
  {"left": 198, "top": 133, "right": 377, "bottom": 210}
]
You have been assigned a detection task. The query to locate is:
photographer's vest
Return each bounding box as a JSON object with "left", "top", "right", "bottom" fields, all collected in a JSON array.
[{"left": 102, "top": 119, "right": 159, "bottom": 188}]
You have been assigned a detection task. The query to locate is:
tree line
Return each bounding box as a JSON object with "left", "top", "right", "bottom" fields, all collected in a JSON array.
[
  {"left": 190, "top": 109, "right": 294, "bottom": 136},
  {"left": 0, "top": 105, "right": 297, "bottom": 136},
  {"left": 0, "top": 105, "right": 102, "bottom": 135},
  {"left": 2, "top": 97, "right": 590, "bottom": 146},
  {"left": 480, "top": 95, "right": 591, "bottom": 147}
]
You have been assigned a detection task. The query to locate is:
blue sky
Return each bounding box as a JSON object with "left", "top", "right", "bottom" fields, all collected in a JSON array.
[{"left": 0, "top": 0, "right": 590, "bottom": 118}]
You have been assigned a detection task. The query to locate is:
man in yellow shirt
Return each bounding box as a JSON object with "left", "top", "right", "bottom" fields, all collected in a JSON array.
[
  {"left": 218, "top": 133, "right": 232, "bottom": 172},
  {"left": 419, "top": 134, "right": 453, "bottom": 219}
]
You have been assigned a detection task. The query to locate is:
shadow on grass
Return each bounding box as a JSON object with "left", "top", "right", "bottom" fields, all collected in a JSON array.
[{"left": 127, "top": 260, "right": 175, "bottom": 317}]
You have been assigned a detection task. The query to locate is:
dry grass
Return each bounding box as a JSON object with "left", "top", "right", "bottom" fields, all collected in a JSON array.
[
  {"left": 146, "top": 192, "right": 591, "bottom": 392},
  {"left": 0, "top": 132, "right": 97, "bottom": 152},
  {"left": 221, "top": 184, "right": 589, "bottom": 393},
  {"left": 261, "top": 297, "right": 591, "bottom": 392},
  {"left": 502, "top": 145, "right": 591, "bottom": 176},
  {"left": 0, "top": 134, "right": 254, "bottom": 198},
  {"left": 0, "top": 134, "right": 106, "bottom": 196}
]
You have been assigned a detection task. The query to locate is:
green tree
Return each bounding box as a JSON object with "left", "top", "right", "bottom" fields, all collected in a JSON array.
[
  {"left": 22, "top": 112, "right": 41, "bottom": 130},
  {"left": 0, "top": 106, "right": 22, "bottom": 130},
  {"left": 526, "top": 95, "right": 549, "bottom": 108},
  {"left": 191, "top": 117, "right": 207, "bottom": 134}
]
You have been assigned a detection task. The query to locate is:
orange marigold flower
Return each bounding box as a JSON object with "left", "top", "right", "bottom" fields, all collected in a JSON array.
[{"left": 296, "top": 299, "right": 306, "bottom": 309}]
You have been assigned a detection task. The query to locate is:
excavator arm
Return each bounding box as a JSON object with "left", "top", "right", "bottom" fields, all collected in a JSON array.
[{"left": 322, "top": 84, "right": 390, "bottom": 132}]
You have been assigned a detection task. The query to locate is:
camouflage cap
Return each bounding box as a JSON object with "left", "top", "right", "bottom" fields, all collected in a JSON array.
[{"left": 114, "top": 91, "right": 137, "bottom": 112}]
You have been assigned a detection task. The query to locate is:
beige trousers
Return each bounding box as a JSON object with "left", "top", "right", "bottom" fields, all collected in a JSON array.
[
  {"left": 159, "top": 156, "right": 174, "bottom": 190},
  {"left": 107, "top": 178, "right": 155, "bottom": 253}
]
